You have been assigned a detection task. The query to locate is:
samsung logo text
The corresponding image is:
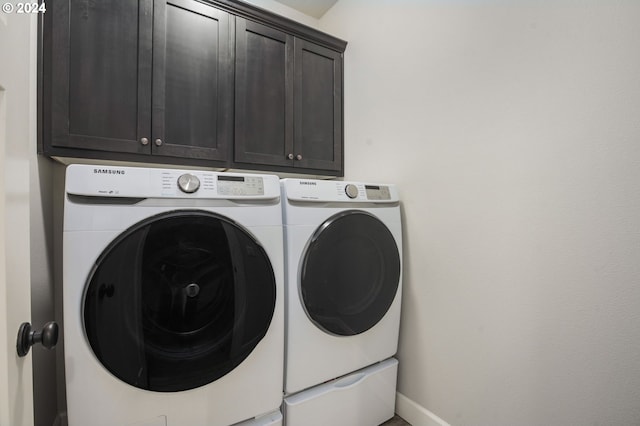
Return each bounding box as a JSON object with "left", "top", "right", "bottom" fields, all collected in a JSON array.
[{"left": 94, "top": 169, "right": 126, "bottom": 175}]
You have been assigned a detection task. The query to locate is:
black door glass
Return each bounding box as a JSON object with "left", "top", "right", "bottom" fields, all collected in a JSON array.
[
  {"left": 83, "top": 210, "right": 276, "bottom": 392},
  {"left": 300, "top": 211, "right": 400, "bottom": 336}
]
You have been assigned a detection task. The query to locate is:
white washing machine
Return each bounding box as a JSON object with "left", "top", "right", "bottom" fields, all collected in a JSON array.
[
  {"left": 280, "top": 179, "right": 402, "bottom": 425},
  {"left": 62, "top": 164, "right": 284, "bottom": 426}
]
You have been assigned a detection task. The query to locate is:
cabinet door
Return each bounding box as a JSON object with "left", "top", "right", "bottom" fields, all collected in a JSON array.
[
  {"left": 152, "top": 0, "right": 232, "bottom": 162},
  {"left": 294, "top": 39, "right": 343, "bottom": 172},
  {"left": 235, "top": 18, "right": 294, "bottom": 167},
  {"left": 50, "top": 0, "right": 153, "bottom": 154}
]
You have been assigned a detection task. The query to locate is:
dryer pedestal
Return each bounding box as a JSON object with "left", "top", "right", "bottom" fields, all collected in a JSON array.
[{"left": 284, "top": 358, "right": 398, "bottom": 426}]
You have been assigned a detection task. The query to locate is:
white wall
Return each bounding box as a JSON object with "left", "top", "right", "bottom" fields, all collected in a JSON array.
[
  {"left": 320, "top": 1, "right": 640, "bottom": 425},
  {"left": 242, "top": 0, "right": 319, "bottom": 27}
]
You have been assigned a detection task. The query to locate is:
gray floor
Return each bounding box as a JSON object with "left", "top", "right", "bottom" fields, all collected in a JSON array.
[{"left": 380, "top": 415, "right": 411, "bottom": 426}]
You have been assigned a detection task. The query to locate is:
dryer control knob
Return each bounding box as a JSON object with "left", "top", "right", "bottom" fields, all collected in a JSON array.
[
  {"left": 177, "top": 173, "right": 200, "bottom": 194},
  {"left": 345, "top": 184, "right": 359, "bottom": 199}
]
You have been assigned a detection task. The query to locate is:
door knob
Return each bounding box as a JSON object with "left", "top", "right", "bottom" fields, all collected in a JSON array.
[{"left": 16, "top": 321, "right": 59, "bottom": 357}]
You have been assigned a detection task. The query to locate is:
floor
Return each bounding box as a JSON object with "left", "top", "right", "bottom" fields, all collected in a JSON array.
[{"left": 381, "top": 415, "right": 411, "bottom": 426}]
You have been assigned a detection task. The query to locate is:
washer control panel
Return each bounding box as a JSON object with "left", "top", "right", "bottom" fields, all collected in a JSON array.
[
  {"left": 217, "top": 175, "right": 264, "bottom": 196},
  {"left": 65, "top": 165, "right": 277, "bottom": 200}
]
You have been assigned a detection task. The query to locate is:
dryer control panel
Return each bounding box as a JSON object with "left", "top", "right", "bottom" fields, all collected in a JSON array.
[{"left": 282, "top": 179, "right": 398, "bottom": 203}]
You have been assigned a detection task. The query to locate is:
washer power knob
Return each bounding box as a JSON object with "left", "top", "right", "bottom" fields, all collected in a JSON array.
[
  {"left": 345, "top": 184, "right": 359, "bottom": 199},
  {"left": 177, "top": 173, "right": 200, "bottom": 194}
]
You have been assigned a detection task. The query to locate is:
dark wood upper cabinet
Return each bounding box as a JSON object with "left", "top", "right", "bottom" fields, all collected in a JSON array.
[
  {"left": 49, "top": 0, "right": 153, "bottom": 155},
  {"left": 41, "top": 0, "right": 346, "bottom": 175},
  {"left": 153, "top": 0, "right": 232, "bottom": 161},
  {"left": 234, "top": 19, "right": 343, "bottom": 173},
  {"left": 294, "top": 39, "right": 343, "bottom": 172},
  {"left": 45, "top": 0, "right": 231, "bottom": 165},
  {"left": 235, "top": 18, "right": 294, "bottom": 168}
]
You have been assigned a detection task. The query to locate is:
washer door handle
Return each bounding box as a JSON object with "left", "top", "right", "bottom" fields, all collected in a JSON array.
[{"left": 16, "top": 321, "right": 59, "bottom": 357}]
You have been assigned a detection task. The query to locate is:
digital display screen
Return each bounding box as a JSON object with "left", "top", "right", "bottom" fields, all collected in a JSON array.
[
  {"left": 365, "top": 185, "right": 391, "bottom": 200},
  {"left": 218, "top": 176, "right": 245, "bottom": 182}
]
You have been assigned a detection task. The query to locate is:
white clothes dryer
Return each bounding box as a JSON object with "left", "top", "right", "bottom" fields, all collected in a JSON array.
[
  {"left": 62, "top": 165, "right": 284, "bottom": 426},
  {"left": 280, "top": 179, "right": 403, "bottom": 396}
]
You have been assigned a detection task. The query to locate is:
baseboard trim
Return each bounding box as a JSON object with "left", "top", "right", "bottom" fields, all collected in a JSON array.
[{"left": 395, "top": 392, "right": 451, "bottom": 426}]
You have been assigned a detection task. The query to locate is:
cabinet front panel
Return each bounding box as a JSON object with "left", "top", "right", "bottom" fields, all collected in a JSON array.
[
  {"left": 69, "top": 1, "right": 139, "bottom": 141},
  {"left": 244, "top": 31, "right": 286, "bottom": 155},
  {"left": 295, "top": 40, "right": 343, "bottom": 172},
  {"left": 235, "top": 19, "right": 293, "bottom": 167},
  {"left": 152, "top": 0, "right": 231, "bottom": 162},
  {"left": 165, "top": 4, "right": 218, "bottom": 151},
  {"left": 50, "top": 0, "right": 152, "bottom": 153},
  {"left": 300, "top": 50, "right": 334, "bottom": 161}
]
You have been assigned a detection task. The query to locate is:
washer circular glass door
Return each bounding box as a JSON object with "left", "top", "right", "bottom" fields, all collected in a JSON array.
[
  {"left": 300, "top": 210, "right": 401, "bottom": 336},
  {"left": 83, "top": 210, "right": 276, "bottom": 392}
]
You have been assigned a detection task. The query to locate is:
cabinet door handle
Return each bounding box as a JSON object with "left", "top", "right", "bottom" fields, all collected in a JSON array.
[
  {"left": 296, "top": 154, "right": 303, "bottom": 161},
  {"left": 287, "top": 153, "right": 294, "bottom": 160},
  {"left": 154, "top": 139, "right": 163, "bottom": 147},
  {"left": 140, "top": 137, "right": 149, "bottom": 146}
]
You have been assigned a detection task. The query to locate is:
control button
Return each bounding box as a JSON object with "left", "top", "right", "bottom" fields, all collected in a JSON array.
[
  {"left": 177, "top": 173, "right": 200, "bottom": 194},
  {"left": 345, "top": 184, "right": 359, "bottom": 199}
]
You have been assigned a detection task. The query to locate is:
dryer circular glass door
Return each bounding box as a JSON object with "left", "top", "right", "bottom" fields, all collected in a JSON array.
[
  {"left": 300, "top": 210, "right": 401, "bottom": 336},
  {"left": 83, "top": 211, "right": 276, "bottom": 392}
]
